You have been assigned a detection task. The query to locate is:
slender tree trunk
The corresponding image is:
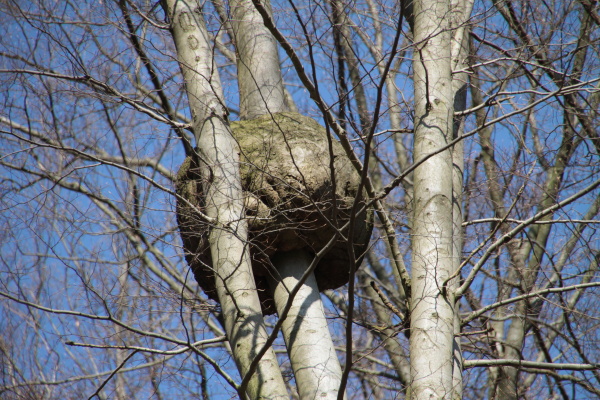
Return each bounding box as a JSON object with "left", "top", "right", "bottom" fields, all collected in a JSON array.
[
  {"left": 230, "top": 1, "right": 346, "bottom": 398},
  {"left": 450, "top": 69, "right": 465, "bottom": 400},
  {"left": 362, "top": 268, "right": 411, "bottom": 387},
  {"left": 497, "top": 125, "right": 576, "bottom": 400},
  {"left": 409, "top": 0, "right": 457, "bottom": 398},
  {"left": 230, "top": 0, "right": 288, "bottom": 119},
  {"left": 269, "top": 250, "right": 346, "bottom": 400},
  {"left": 449, "top": 1, "right": 473, "bottom": 397},
  {"left": 164, "top": 2, "right": 288, "bottom": 399}
]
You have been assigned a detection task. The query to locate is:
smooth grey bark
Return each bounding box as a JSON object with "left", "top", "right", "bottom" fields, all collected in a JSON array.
[
  {"left": 230, "top": 0, "right": 288, "bottom": 120},
  {"left": 449, "top": 1, "right": 473, "bottom": 397},
  {"left": 230, "top": 1, "right": 346, "bottom": 398},
  {"left": 269, "top": 250, "right": 346, "bottom": 400},
  {"left": 164, "top": 1, "right": 288, "bottom": 399},
  {"left": 409, "top": 0, "right": 459, "bottom": 398}
]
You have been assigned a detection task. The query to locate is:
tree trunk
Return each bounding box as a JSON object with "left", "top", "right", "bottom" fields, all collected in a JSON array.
[
  {"left": 164, "top": 1, "right": 288, "bottom": 398},
  {"left": 409, "top": 0, "right": 457, "bottom": 398},
  {"left": 449, "top": 1, "right": 473, "bottom": 397},
  {"left": 231, "top": 1, "right": 346, "bottom": 397},
  {"left": 230, "top": 0, "right": 288, "bottom": 119},
  {"left": 269, "top": 250, "right": 346, "bottom": 400}
]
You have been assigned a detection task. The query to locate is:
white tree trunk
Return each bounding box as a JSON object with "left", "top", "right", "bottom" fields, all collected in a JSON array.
[
  {"left": 164, "top": 2, "right": 288, "bottom": 399},
  {"left": 449, "top": 1, "right": 473, "bottom": 397},
  {"left": 409, "top": 0, "right": 457, "bottom": 398},
  {"left": 270, "top": 250, "right": 346, "bottom": 400},
  {"left": 231, "top": 1, "right": 346, "bottom": 398},
  {"left": 230, "top": 0, "right": 288, "bottom": 119}
]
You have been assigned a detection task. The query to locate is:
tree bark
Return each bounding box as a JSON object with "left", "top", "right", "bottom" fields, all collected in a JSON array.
[
  {"left": 230, "top": 0, "right": 288, "bottom": 119},
  {"left": 231, "top": 1, "right": 346, "bottom": 397},
  {"left": 409, "top": 0, "right": 457, "bottom": 398},
  {"left": 164, "top": 1, "right": 288, "bottom": 398},
  {"left": 449, "top": 1, "right": 473, "bottom": 397},
  {"left": 269, "top": 250, "right": 346, "bottom": 400}
]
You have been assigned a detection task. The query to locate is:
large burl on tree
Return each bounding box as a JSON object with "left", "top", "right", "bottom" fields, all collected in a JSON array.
[{"left": 176, "top": 112, "right": 373, "bottom": 314}]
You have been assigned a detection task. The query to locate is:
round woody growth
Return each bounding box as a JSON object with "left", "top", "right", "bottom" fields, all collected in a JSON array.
[{"left": 176, "top": 112, "right": 373, "bottom": 314}]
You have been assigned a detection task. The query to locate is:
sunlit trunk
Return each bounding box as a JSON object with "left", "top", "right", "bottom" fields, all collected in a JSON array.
[
  {"left": 164, "top": 1, "right": 288, "bottom": 398},
  {"left": 232, "top": 1, "right": 346, "bottom": 398},
  {"left": 270, "top": 251, "right": 346, "bottom": 400},
  {"left": 409, "top": 0, "right": 457, "bottom": 398}
]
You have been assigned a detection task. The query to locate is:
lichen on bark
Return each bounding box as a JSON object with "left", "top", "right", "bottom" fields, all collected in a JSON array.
[{"left": 177, "top": 112, "right": 373, "bottom": 314}]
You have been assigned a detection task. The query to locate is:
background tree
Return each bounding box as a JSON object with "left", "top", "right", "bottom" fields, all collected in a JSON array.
[{"left": 1, "top": 0, "right": 599, "bottom": 399}]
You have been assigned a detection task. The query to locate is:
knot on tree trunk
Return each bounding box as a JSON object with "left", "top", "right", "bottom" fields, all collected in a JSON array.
[{"left": 176, "top": 112, "right": 373, "bottom": 314}]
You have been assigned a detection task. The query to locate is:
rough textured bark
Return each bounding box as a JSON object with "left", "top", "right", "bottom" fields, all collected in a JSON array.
[
  {"left": 229, "top": 1, "right": 348, "bottom": 397},
  {"left": 176, "top": 112, "right": 372, "bottom": 316},
  {"left": 164, "top": 1, "right": 287, "bottom": 398},
  {"left": 171, "top": 0, "right": 356, "bottom": 391},
  {"left": 409, "top": 0, "right": 457, "bottom": 398}
]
